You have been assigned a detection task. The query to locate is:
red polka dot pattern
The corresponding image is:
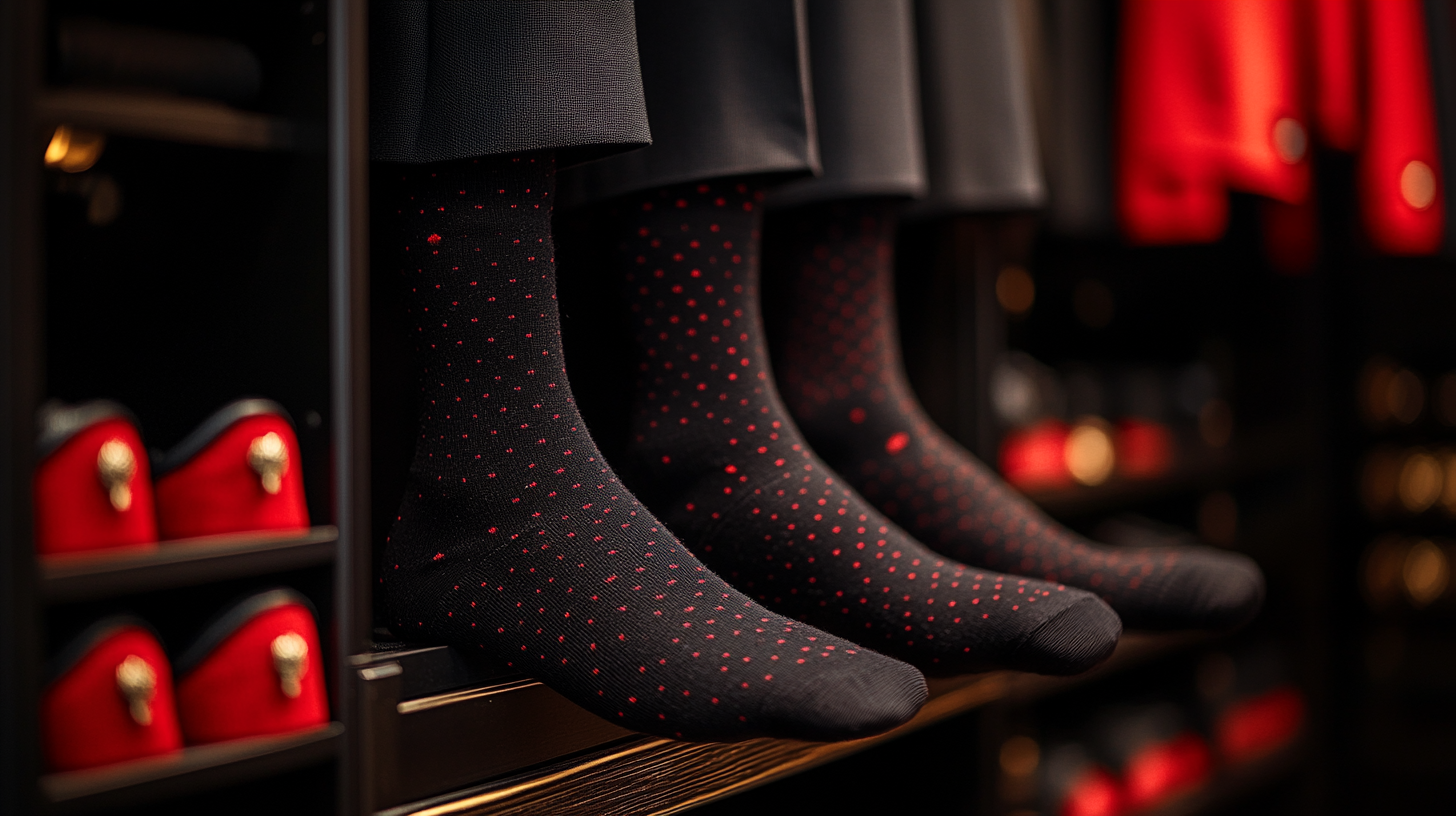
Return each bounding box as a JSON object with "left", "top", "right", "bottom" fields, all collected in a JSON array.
[
  {"left": 377, "top": 155, "right": 928, "bottom": 743},
  {"left": 769, "top": 201, "right": 1265, "bottom": 630},
  {"left": 613, "top": 182, "right": 1121, "bottom": 675}
]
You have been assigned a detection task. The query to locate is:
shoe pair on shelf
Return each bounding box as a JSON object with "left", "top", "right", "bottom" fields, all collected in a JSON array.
[
  {"left": 42, "top": 589, "right": 329, "bottom": 773},
  {"left": 33, "top": 398, "right": 310, "bottom": 556}
]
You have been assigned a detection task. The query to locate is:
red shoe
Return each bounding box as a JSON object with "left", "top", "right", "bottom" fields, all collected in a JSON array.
[
  {"left": 34, "top": 401, "right": 158, "bottom": 556},
  {"left": 153, "top": 400, "right": 309, "bottom": 541},
  {"left": 41, "top": 618, "right": 183, "bottom": 772},
  {"left": 174, "top": 589, "right": 329, "bottom": 744}
]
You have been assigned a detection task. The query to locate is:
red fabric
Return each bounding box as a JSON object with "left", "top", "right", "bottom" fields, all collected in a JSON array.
[
  {"left": 1118, "top": 0, "right": 1308, "bottom": 244},
  {"left": 1114, "top": 419, "right": 1174, "bottom": 479},
  {"left": 1216, "top": 685, "right": 1306, "bottom": 762},
  {"left": 33, "top": 418, "right": 158, "bottom": 556},
  {"left": 155, "top": 415, "right": 309, "bottom": 540},
  {"left": 1119, "top": 0, "right": 1444, "bottom": 255},
  {"left": 176, "top": 603, "right": 329, "bottom": 744},
  {"left": 1121, "top": 731, "right": 1213, "bottom": 810},
  {"left": 1060, "top": 766, "right": 1125, "bottom": 816},
  {"left": 1359, "top": 0, "right": 1445, "bottom": 255},
  {"left": 42, "top": 626, "right": 182, "bottom": 772},
  {"left": 1308, "top": 0, "right": 1361, "bottom": 150},
  {"left": 998, "top": 419, "right": 1072, "bottom": 490}
]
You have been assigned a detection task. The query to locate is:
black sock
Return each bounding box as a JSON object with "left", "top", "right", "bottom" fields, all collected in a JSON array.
[
  {"left": 610, "top": 181, "right": 1122, "bottom": 676},
  {"left": 379, "top": 154, "right": 927, "bottom": 742},
  {"left": 767, "top": 201, "right": 1264, "bottom": 630}
]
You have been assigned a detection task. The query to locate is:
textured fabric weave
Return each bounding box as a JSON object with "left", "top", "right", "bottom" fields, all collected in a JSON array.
[
  {"left": 559, "top": 0, "right": 819, "bottom": 208},
  {"left": 768, "top": 0, "right": 927, "bottom": 207},
  {"left": 370, "top": 0, "right": 650, "bottom": 166},
  {"left": 377, "top": 154, "right": 928, "bottom": 742},
  {"left": 610, "top": 181, "right": 1122, "bottom": 675},
  {"left": 913, "top": 0, "right": 1045, "bottom": 214},
  {"left": 768, "top": 201, "right": 1266, "bottom": 630}
]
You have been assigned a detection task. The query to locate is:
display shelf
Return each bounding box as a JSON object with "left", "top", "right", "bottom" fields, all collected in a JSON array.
[
  {"left": 1131, "top": 739, "right": 1304, "bottom": 816},
  {"left": 1026, "top": 425, "right": 1315, "bottom": 519},
  {"left": 35, "top": 88, "right": 298, "bottom": 151},
  {"left": 372, "top": 633, "right": 1203, "bottom": 816},
  {"left": 39, "top": 721, "right": 342, "bottom": 815},
  {"left": 39, "top": 525, "right": 337, "bottom": 603}
]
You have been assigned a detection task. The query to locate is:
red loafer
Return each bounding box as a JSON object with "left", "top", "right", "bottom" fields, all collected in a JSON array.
[
  {"left": 153, "top": 399, "right": 309, "bottom": 540},
  {"left": 34, "top": 401, "right": 158, "bottom": 556},
  {"left": 42, "top": 617, "right": 183, "bottom": 772},
  {"left": 174, "top": 589, "right": 329, "bottom": 744}
]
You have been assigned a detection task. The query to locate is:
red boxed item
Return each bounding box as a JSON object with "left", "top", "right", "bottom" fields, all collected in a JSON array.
[
  {"left": 1215, "top": 684, "right": 1306, "bottom": 763},
  {"left": 1042, "top": 742, "right": 1125, "bottom": 816},
  {"left": 153, "top": 399, "right": 309, "bottom": 540},
  {"left": 1094, "top": 703, "right": 1212, "bottom": 812},
  {"left": 1114, "top": 418, "right": 1174, "bottom": 479},
  {"left": 33, "top": 401, "right": 158, "bottom": 556},
  {"left": 175, "top": 589, "right": 329, "bottom": 744},
  {"left": 1121, "top": 731, "right": 1212, "bottom": 811},
  {"left": 999, "top": 419, "right": 1073, "bottom": 491},
  {"left": 42, "top": 618, "right": 183, "bottom": 772}
]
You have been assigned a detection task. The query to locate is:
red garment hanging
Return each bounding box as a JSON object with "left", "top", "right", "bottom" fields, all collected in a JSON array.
[
  {"left": 1117, "top": 0, "right": 1308, "bottom": 244},
  {"left": 1116, "top": 0, "right": 1444, "bottom": 256},
  {"left": 1359, "top": 0, "right": 1445, "bottom": 255}
]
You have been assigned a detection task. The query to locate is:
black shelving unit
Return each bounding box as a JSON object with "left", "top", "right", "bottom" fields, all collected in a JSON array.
[
  {"left": 8, "top": 3, "right": 1443, "bottom": 815},
  {"left": 1, "top": 1, "right": 368, "bottom": 813}
]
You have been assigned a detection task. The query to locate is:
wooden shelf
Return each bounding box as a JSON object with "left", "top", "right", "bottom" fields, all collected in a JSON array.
[
  {"left": 35, "top": 88, "right": 299, "bottom": 151},
  {"left": 39, "top": 526, "right": 338, "bottom": 603},
  {"left": 374, "top": 633, "right": 1204, "bottom": 816},
  {"left": 40, "top": 722, "right": 342, "bottom": 814},
  {"left": 1026, "top": 425, "right": 1314, "bottom": 518}
]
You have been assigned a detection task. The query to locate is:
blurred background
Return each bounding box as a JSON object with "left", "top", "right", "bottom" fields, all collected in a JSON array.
[
  {"left": 15, "top": 0, "right": 1456, "bottom": 813},
  {"left": 670, "top": 0, "right": 1456, "bottom": 813}
]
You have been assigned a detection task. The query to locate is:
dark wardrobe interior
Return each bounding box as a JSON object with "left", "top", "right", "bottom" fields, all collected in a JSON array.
[{"left": 3, "top": 1, "right": 1454, "bottom": 815}]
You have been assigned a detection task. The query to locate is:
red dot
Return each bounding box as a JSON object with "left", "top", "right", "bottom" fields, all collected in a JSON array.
[
  {"left": 427, "top": 233, "right": 442, "bottom": 245},
  {"left": 848, "top": 407, "right": 867, "bottom": 424},
  {"left": 885, "top": 432, "right": 911, "bottom": 455}
]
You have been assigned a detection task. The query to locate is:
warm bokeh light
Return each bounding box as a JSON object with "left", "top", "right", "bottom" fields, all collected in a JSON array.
[
  {"left": 1065, "top": 419, "right": 1116, "bottom": 486},
  {"left": 999, "top": 735, "right": 1040, "bottom": 777},
  {"left": 1402, "top": 539, "right": 1449, "bottom": 607},
  {"left": 1360, "top": 358, "right": 1425, "bottom": 426},
  {"left": 1273, "top": 117, "right": 1307, "bottom": 163},
  {"left": 1441, "top": 450, "right": 1456, "bottom": 513},
  {"left": 995, "top": 265, "right": 1036, "bottom": 315},
  {"left": 43, "top": 125, "right": 106, "bottom": 173},
  {"left": 1400, "top": 159, "right": 1437, "bottom": 209},
  {"left": 1360, "top": 446, "right": 1400, "bottom": 516},
  {"left": 1362, "top": 534, "right": 1408, "bottom": 610},
  {"left": 1115, "top": 418, "right": 1173, "bottom": 479},
  {"left": 1389, "top": 368, "right": 1425, "bottom": 423},
  {"left": 1397, "top": 450, "right": 1442, "bottom": 512}
]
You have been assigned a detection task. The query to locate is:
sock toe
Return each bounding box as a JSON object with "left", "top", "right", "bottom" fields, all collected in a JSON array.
[
  {"left": 1008, "top": 597, "right": 1122, "bottom": 676},
  {"left": 1107, "top": 548, "right": 1266, "bottom": 630},
  {"left": 1165, "top": 550, "right": 1265, "bottom": 630},
  {"left": 758, "top": 650, "right": 928, "bottom": 741}
]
